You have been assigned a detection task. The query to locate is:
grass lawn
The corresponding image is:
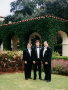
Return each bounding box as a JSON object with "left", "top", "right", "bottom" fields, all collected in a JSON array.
[{"left": 0, "top": 72, "right": 68, "bottom": 90}]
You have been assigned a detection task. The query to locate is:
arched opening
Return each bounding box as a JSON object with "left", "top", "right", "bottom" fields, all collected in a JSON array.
[
  {"left": 29, "top": 32, "right": 41, "bottom": 45},
  {"left": 5, "top": 33, "right": 20, "bottom": 51},
  {"left": 54, "top": 30, "right": 68, "bottom": 56},
  {"left": 11, "top": 36, "right": 20, "bottom": 51},
  {"left": 54, "top": 31, "right": 62, "bottom": 56},
  {"left": 58, "top": 31, "right": 68, "bottom": 56}
]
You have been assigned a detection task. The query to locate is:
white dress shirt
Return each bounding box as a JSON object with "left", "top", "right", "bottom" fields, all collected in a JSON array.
[
  {"left": 36, "top": 47, "right": 40, "bottom": 59},
  {"left": 28, "top": 48, "right": 31, "bottom": 56},
  {"left": 43, "top": 47, "right": 47, "bottom": 57}
]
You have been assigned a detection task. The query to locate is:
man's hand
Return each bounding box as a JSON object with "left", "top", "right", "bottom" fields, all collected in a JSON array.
[
  {"left": 33, "top": 61, "right": 36, "bottom": 64},
  {"left": 45, "top": 62, "right": 48, "bottom": 65},
  {"left": 24, "top": 61, "right": 27, "bottom": 64}
]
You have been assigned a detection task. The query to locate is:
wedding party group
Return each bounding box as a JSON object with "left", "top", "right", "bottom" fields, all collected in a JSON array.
[{"left": 23, "top": 40, "right": 52, "bottom": 82}]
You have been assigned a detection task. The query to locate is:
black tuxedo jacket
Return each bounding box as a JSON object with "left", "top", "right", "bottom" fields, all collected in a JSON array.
[
  {"left": 23, "top": 49, "right": 32, "bottom": 63},
  {"left": 32, "top": 46, "right": 42, "bottom": 61},
  {"left": 40, "top": 47, "right": 52, "bottom": 64}
]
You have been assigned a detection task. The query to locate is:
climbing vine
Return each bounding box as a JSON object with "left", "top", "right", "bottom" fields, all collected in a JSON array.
[{"left": 0, "top": 16, "right": 68, "bottom": 50}]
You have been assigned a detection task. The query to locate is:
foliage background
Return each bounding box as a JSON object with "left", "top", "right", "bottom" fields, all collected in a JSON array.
[
  {"left": 3, "top": 0, "right": 68, "bottom": 24},
  {"left": 0, "top": 16, "right": 68, "bottom": 50}
]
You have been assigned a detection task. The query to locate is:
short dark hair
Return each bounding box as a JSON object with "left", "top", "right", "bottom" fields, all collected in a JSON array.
[{"left": 35, "top": 40, "right": 40, "bottom": 43}]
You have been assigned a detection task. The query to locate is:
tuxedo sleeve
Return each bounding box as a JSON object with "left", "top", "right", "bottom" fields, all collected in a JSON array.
[
  {"left": 46, "top": 48, "right": 52, "bottom": 64},
  {"left": 31, "top": 48, "right": 36, "bottom": 61},
  {"left": 40, "top": 48, "right": 43, "bottom": 61},
  {"left": 23, "top": 50, "right": 26, "bottom": 61}
]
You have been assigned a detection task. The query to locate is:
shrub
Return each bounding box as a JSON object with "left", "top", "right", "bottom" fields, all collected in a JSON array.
[
  {"left": 0, "top": 51, "right": 24, "bottom": 73},
  {"left": 51, "top": 59, "right": 68, "bottom": 75},
  {"left": 0, "top": 51, "right": 68, "bottom": 75},
  {"left": 52, "top": 56, "right": 68, "bottom": 60},
  {"left": 52, "top": 51, "right": 60, "bottom": 57}
]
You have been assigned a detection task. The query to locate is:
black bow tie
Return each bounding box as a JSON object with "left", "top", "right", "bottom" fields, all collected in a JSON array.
[{"left": 37, "top": 47, "right": 39, "bottom": 48}]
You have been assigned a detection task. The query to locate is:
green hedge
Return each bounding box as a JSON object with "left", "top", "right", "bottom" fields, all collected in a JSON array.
[
  {"left": 52, "top": 51, "right": 68, "bottom": 60},
  {"left": 52, "top": 56, "right": 68, "bottom": 60},
  {"left": 0, "top": 16, "right": 68, "bottom": 50}
]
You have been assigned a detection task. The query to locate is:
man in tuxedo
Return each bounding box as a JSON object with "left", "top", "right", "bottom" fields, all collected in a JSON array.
[
  {"left": 41, "top": 41, "right": 52, "bottom": 82},
  {"left": 32, "top": 40, "right": 42, "bottom": 80},
  {"left": 23, "top": 43, "right": 32, "bottom": 80}
]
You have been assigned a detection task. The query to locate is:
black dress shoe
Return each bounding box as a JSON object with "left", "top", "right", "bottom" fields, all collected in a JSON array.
[
  {"left": 29, "top": 77, "right": 32, "bottom": 79},
  {"left": 33, "top": 78, "right": 36, "bottom": 80},
  {"left": 46, "top": 80, "right": 51, "bottom": 82},
  {"left": 25, "top": 78, "right": 28, "bottom": 80},
  {"left": 43, "top": 78, "right": 46, "bottom": 81},
  {"left": 39, "top": 78, "right": 42, "bottom": 80}
]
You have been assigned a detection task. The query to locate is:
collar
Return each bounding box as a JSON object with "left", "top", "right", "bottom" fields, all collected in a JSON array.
[
  {"left": 44, "top": 46, "right": 47, "bottom": 49},
  {"left": 36, "top": 47, "right": 40, "bottom": 48},
  {"left": 27, "top": 48, "right": 31, "bottom": 50}
]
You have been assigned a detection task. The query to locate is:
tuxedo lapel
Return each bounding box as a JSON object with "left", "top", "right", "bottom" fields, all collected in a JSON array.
[
  {"left": 43, "top": 47, "right": 47, "bottom": 57},
  {"left": 35, "top": 47, "right": 37, "bottom": 57},
  {"left": 27, "top": 49, "right": 31, "bottom": 57},
  {"left": 42, "top": 47, "right": 44, "bottom": 52},
  {"left": 39, "top": 47, "right": 41, "bottom": 58}
]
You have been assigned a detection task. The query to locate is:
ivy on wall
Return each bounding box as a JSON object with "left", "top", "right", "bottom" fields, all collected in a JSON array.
[{"left": 0, "top": 16, "right": 68, "bottom": 50}]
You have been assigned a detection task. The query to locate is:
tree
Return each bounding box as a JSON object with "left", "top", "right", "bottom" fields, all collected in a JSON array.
[
  {"left": 10, "top": 0, "right": 36, "bottom": 15},
  {"left": 4, "top": 15, "right": 15, "bottom": 23},
  {"left": 46, "top": 0, "right": 68, "bottom": 19},
  {"left": 4, "top": 0, "right": 68, "bottom": 23}
]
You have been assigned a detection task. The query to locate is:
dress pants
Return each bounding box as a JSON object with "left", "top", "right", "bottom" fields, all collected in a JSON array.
[
  {"left": 33, "top": 59, "right": 41, "bottom": 79},
  {"left": 44, "top": 64, "right": 51, "bottom": 81},
  {"left": 24, "top": 62, "right": 32, "bottom": 79}
]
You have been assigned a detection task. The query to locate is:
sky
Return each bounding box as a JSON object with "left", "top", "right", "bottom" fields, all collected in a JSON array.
[
  {"left": 0, "top": 0, "right": 16, "bottom": 17},
  {"left": 0, "top": 0, "right": 56, "bottom": 17}
]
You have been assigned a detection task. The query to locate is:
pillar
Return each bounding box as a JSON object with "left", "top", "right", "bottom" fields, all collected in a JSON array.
[
  {"left": 0, "top": 43, "right": 3, "bottom": 51},
  {"left": 58, "top": 31, "right": 68, "bottom": 56}
]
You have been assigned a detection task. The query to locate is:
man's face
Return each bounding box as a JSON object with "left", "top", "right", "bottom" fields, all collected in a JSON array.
[
  {"left": 27, "top": 44, "right": 31, "bottom": 48},
  {"left": 35, "top": 42, "right": 40, "bottom": 47},
  {"left": 44, "top": 42, "right": 48, "bottom": 47}
]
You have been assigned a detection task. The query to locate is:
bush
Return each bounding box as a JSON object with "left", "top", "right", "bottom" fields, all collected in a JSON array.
[
  {"left": 51, "top": 59, "right": 68, "bottom": 76},
  {"left": 52, "top": 52, "right": 68, "bottom": 75},
  {"left": 52, "top": 51, "right": 60, "bottom": 57},
  {"left": 0, "top": 51, "right": 68, "bottom": 75},
  {"left": 52, "top": 56, "right": 68, "bottom": 60},
  {"left": 52, "top": 51, "right": 68, "bottom": 60},
  {"left": 0, "top": 51, "right": 24, "bottom": 73}
]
